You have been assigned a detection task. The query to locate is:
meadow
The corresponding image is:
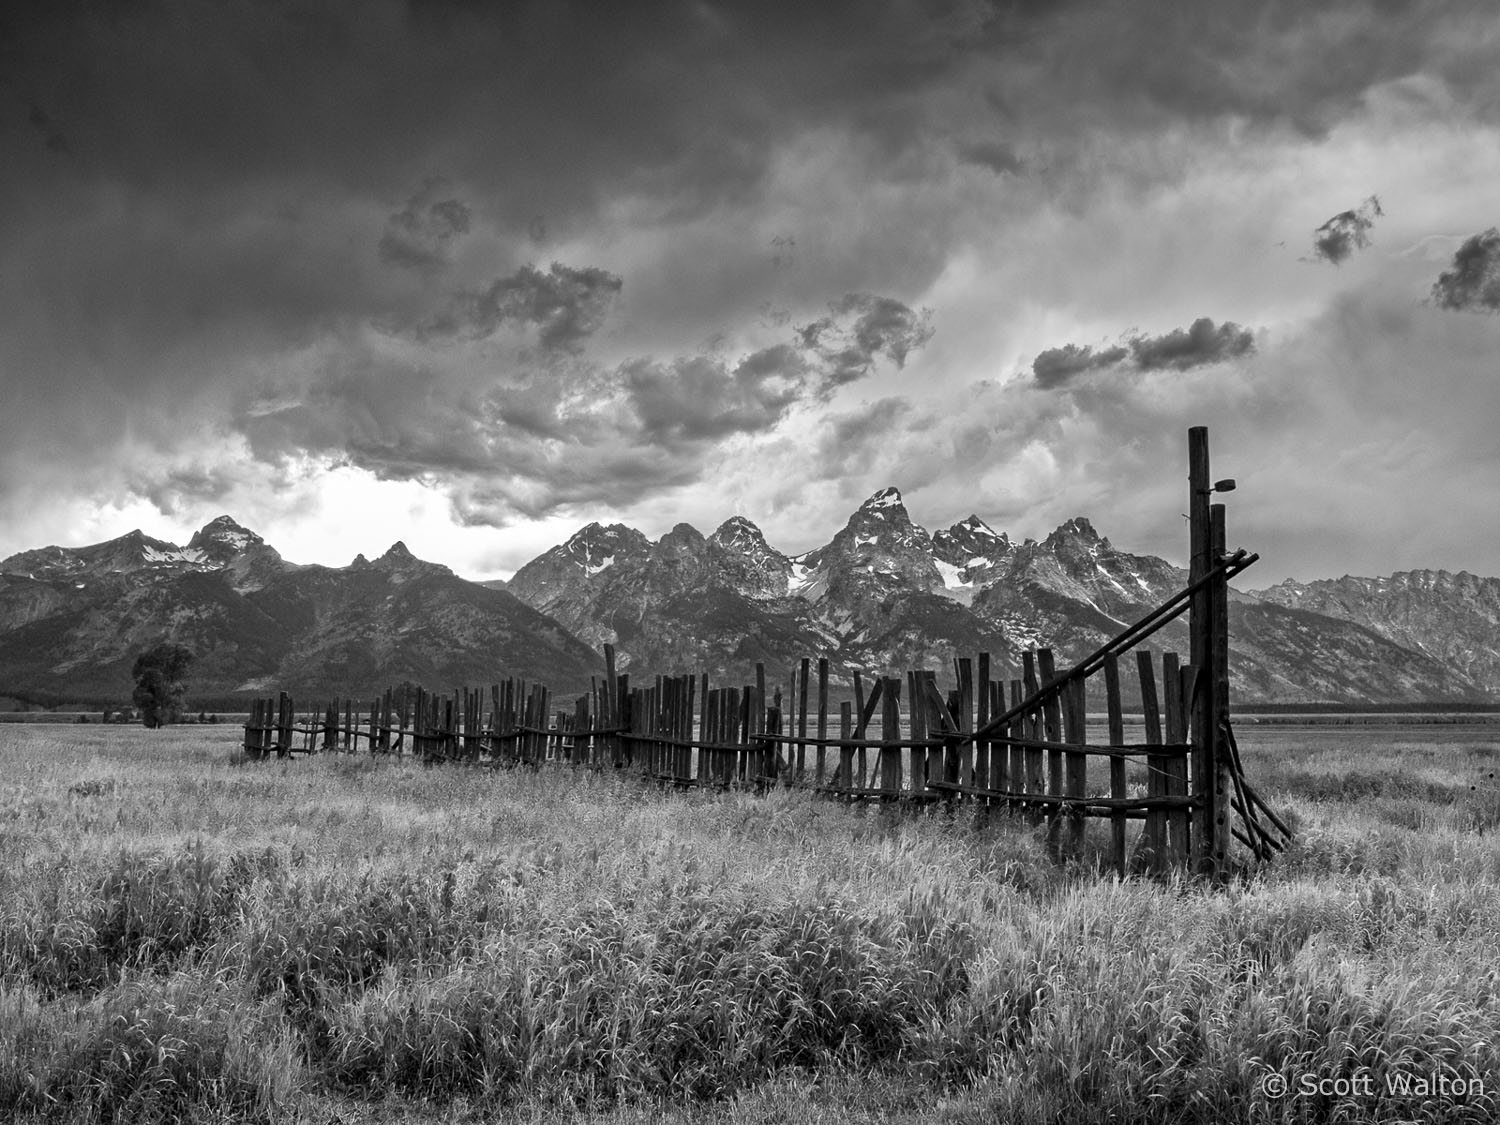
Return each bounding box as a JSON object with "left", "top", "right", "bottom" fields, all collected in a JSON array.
[{"left": 2, "top": 721, "right": 1500, "bottom": 1123}]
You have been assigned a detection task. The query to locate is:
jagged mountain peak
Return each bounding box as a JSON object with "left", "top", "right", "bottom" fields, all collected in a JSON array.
[
  {"left": 711, "top": 515, "right": 771, "bottom": 552},
  {"left": 931, "top": 513, "right": 1014, "bottom": 596},
  {"left": 659, "top": 522, "right": 706, "bottom": 549},
  {"left": 364, "top": 541, "right": 451, "bottom": 581},
  {"left": 563, "top": 521, "right": 650, "bottom": 553},
  {"left": 189, "top": 514, "right": 262, "bottom": 546},
  {"left": 859, "top": 486, "right": 905, "bottom": 512},
  {"left": 1048, "top": 516, "right": 1104, "bottom": 545},
  {"left": 935, "top": 514, "right": 1011, "bottom": 553}
]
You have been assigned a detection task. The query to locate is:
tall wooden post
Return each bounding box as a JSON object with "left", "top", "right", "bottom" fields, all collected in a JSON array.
[
  {"left": 1188, "top": 426, "right": 1228, "bottom": 883},
  {"left": 1209, "top": 503, "right": 1232, "bottom": 880}
]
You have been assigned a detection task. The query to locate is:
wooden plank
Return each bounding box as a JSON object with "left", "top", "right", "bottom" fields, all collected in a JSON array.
[
  {"left": 702, "top": 685, "right": 716, "bottom": 787},
  {"left": 1209, "top": 503, "right": 1231, "bottom": 881},
  {"left": 1187, "top": 425, "right": 1213, "bottom": 878},
  {"left": 754, "top": 662, "right": 768, "bottom": 784},
  {"left": 1137, "top": 650, "right": 1165, "bottom": 873},
  {"left": 604, "top": 644, "right": 620, "bottom": 766},
  {"left": 1036, "top": 650, "right": 1064, "bottom": 856},
  {"left": 879, "top": 677, "right": 902, "bottom": 795},
  {"left": 1165, "top": 656, "right": 1191, "bottom": 868},
  {"left": 727, "top": 686, "right": 742, "bottom": 788},
  {"left": 1104, "top": 653, "right": 1128, "bottom": 878},
  {"left": 739, "top": 684, "right": 752, "bottom": 786},
  {"left": 957, "top": 657, "right": 974, "bottom": 789},
  {"left": 815, "top": 658, "right": 829, "bottom": 786},
  {"left": 838, "top": 701, "right": 853, "bottom": 792},
  {"left": 1022, "top": 658, "right": 1044, "bottom": 825},
  {"left": 854, "top": 673, "right": 882, "bottom": 791},
  {"left": 797, "top": 658, "right": 810, "bottom": 780},
  {"left": 976, "top": 653, "right": 992, "bottom": 814},
  {"left": 1007, "top": 680, "right": 1024, "bottom": 814},
  {"left": 919, "top": 672, "right": 944, "bottom": 789},
  {"left": 688, "top": 675, "right": 701, "bottom": 784},
  {"left": 762, "top": 682, "right": 781, "bottom": 789},
  {"left": 908, "top": 671, "right": 928, "bottom": 794},
  {"left": 1063, "top": 676, "right": 1088, "bottom": 857}
]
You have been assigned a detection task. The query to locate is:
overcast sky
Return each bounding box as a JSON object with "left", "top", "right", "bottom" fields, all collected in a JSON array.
[{"left": 4, "top": 0, "right": 1499, "bottom": 586}]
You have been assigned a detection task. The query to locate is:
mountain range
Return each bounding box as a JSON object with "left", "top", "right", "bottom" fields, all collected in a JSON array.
[{"left": 1, "top": 495, "right": 1496, "bottom": 706}]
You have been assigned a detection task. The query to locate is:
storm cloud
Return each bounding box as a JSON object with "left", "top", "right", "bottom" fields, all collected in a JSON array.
[
  {"left": 230, "top": 281, "right": 931, "bottom": 525},
  {"left": 2, "top": 0, "right": 1498, "bottom": 582},
  {"left": 1031, "top": 343, "right": 1132, "bottom": 387},
  {"left": 1431, "top": 228, "right": 1500, "bottom": 312},
  {"left": 418, "top": 263, "right": 624, "bottom": 352},
  {"left": 796, "top": 294, "right": 935, "bottom": 390},
  {"left": 1033, "top": 318, "right": 1256, "bottom": 386},
  {"left": 379, "top": 181, "right": 472, "bottom": 270},
  {"left": 1310, "top": 196, "right": 1383, "bottom": 265}
]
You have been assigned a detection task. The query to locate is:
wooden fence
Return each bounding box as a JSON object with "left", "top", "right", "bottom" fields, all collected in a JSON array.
[{"left": 241, "top": 427, "right": 1291, "bottom": 880}]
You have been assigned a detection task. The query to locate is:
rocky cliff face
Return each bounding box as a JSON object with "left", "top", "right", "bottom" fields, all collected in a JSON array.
[
  {"left": 501, "top": 491, "right": 1494, "bottom": 702},
  {"left": 1253, "top": 570, "right": 1500, "bottom": 693}
]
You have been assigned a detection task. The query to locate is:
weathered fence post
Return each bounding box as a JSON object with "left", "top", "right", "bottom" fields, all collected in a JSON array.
[{"left": 1188, "top": 424, "right": 1230, "bottom": 883}]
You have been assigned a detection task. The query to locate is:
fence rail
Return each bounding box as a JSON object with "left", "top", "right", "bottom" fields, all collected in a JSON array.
[{"left": 241, "top": 636, "right": 1284, "bottom": 876}]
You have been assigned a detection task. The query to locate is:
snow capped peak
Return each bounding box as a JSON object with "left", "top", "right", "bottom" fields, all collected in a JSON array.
[
  {"left": 861, "top": 486, "right": 904, "bottom": 510},
  {"left": 189, "top": 514, "right": 262, "bottom": 553},
  {"left": 566, "top": 521, "right": 606, "bottom": 547},
  {"left": 554, "top": 521, "right": 650, "bottom": 576},
  {"left": 1055, "top": 516, "right": 1100, "bottom": 541},
  {"left": 959, "top": 514, "right": 1002, "bottom": 538},
  {"left": 711, "top": 515, "right": 775, "bottom": 556}
]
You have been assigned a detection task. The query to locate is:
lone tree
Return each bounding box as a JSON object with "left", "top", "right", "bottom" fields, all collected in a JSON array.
[{"left": 131, "top": 643, "right": 193, "bottom": 728}]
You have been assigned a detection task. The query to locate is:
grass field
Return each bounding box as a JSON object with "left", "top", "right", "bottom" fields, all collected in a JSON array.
[{"left": 2, "top": 723, "right": 1500, "bottom": 1123}]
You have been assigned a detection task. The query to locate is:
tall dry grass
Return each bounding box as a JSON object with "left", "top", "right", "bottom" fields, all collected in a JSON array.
[{"left": 0, "top": 722, "right": 1498, "bottom": 1122}]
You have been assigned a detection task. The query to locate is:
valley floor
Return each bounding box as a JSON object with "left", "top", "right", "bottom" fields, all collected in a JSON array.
[{"left": 2, "top": 723, "right": 1499, "bottom": 1123}]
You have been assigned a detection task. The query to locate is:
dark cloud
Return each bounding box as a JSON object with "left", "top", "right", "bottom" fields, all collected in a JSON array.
[
  {"left": 0, "top": 0, "right": 1495, "bottom": 570},
  {"left": 1032, "top": 343, "right": 1130, "bottom": 387},
  {"left": 378, "top": 181, "right": 472, "bottom": 270},
  {"left": 1431, "top": 228, "right": 1500, "bottom": 312},
  {"left": 25, "top": 101, "right": 68, "bottom": 153},
  {"left": 1310, "top": 195, "right": 1383, "bottom": 265},
  {"left": 1009, "top": 1, "right": 1500, "bottom": 140},
  {"left": 796, "top": 294, "right": 934, "bottom": 389},
  {"left": 623, "top": 345, "right": 809, "bottom": 446},
  {"left": 958, "top": 140, "right": 1023, "bottom": 175},
  {"left": 418, "top": 263, "right": 624, "bottom": 352},
  {"left": 232, "top": 282, "right": 928, "bottom": 525},
  {"left": 1130, "top": 317, "right": 1256, "bottom": 371},
  {"left": 812, "top": 397, "right": 913, "bottom": 481},
  {"left": 1034, "top": 317, "right": 1255, "bottom": 385}
]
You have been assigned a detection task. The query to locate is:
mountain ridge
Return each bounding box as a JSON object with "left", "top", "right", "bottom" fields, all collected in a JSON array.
[{"left": 2, "top": 504, "right": 1497, "bottom": 706}]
